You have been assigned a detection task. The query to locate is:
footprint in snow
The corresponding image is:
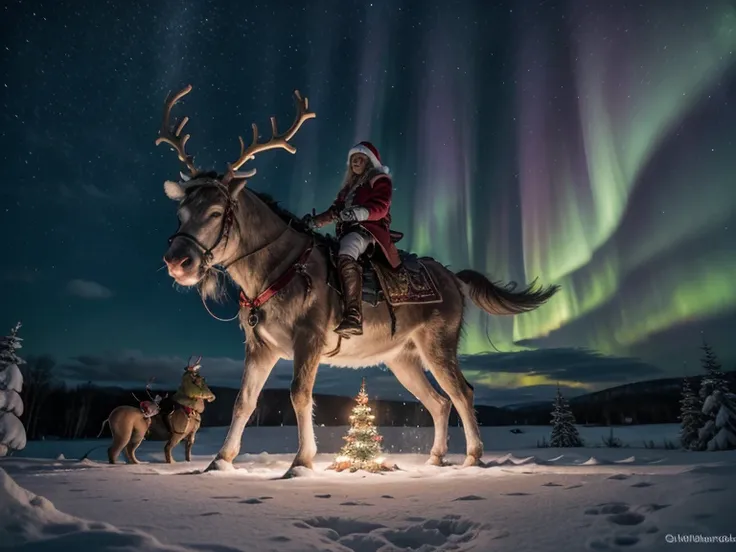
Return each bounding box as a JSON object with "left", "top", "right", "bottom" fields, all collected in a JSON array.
[
  {"left": 607, "top": 474, "right": 630, "bottom": 480},
  {"left": 301, "top": 517, "right": 386, "bottom": 536},
  {"left": 542, "top": 482, "right": 563, "bottom": 487},
  {"left": 631, "top": 481, "right": 654, "bottom": 488},
  {"left": 690, "top": 487, "right": 726, "bottom": 496},
  {"left": 583, "top": 501, "right": 662, "bottom": 550},
  {"left": 453, "top": 495, "right": 486, "bottom": 501},
  {"left": 609, "top": 512, "right": 645, "bottom": 526},
  {"left": 239, "top": 498, "right": 263, "bottom": 504},
  {"left": 502, "top": 492, "right": 530, "bottom": 496}
]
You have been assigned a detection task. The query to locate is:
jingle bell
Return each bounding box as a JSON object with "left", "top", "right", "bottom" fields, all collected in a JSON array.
[{"left": 247, "top": 309, "right": 261, "bottom": 327}]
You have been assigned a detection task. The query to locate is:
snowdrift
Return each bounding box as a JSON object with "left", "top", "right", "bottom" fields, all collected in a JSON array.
[{"left": 0, "top": 467, "right": 188, "bottom": 551}]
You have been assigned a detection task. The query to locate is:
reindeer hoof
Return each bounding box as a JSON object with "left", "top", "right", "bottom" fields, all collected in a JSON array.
[
  {"left": 462, "top": 455, "right": 483, "bottom": 468},
  {"left": 205, "top": 458, "right": 235, "bottom": 472},
  {"left": 425, "top": 455, "right": 447, "bottom": 467},
  {"left": 282, "top": 465, "right": 313, "bottom": 479}
]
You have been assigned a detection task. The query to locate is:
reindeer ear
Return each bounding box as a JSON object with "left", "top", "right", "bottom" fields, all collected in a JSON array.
[
  {"left": 227, "top": 177, "right": 248, "bottom": 200},
  {"left": 164, "top": 180, "right": 186, "bottom": 201}
]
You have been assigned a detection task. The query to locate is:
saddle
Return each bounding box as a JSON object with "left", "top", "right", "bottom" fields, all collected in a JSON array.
[
  {"left": 159, "top": 398, "right": 199, "bottom": 434},
  {"left": 324, "top": 229, "right": 443, "bottom": 308}
]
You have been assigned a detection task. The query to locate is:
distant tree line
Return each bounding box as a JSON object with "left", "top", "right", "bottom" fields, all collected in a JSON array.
[{"left": 13, "top": 344, "right": 736, "bottom": 441}]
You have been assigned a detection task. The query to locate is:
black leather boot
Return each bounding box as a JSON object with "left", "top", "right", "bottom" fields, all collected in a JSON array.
[{"left": 335, "top": 254, "right": 363, "bottom": 337}]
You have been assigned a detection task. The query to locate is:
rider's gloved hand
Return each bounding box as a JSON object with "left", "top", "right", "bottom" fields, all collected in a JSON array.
[
  {"left": 302, "top": 214, "right": 317, "bottom": 229},
  {"left": 339, "top": 208, "right": 358, "bottom": 222}
]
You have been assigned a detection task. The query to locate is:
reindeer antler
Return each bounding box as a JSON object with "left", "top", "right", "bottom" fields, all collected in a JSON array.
[
  {"left": 144, "top": 377, "right": 157, "bottom": 401},
  {"left": 222, "top": 90, "right": 316, "bottom": 185},
  {"left": 155, "top": 84, "right": 199, "bottom": 176}
]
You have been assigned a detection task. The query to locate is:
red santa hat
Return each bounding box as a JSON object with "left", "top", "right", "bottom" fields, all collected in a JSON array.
[{"left": 347, "top": 141, "right": 390, "bottom": 174}]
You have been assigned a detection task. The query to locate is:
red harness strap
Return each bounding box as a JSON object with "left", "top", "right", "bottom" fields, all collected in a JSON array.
[{"left": 238, "top": 242, "right": 314, "bottom": 315}]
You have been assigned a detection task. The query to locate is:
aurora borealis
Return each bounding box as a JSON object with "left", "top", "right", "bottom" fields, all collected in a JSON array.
[{"left": 1, "top": 0, "right": 735, "bottom": 404}]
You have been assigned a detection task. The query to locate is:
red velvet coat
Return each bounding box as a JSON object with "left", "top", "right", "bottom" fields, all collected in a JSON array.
[{"left": 327, "top": 171, "right": 400, "bottom": 268}]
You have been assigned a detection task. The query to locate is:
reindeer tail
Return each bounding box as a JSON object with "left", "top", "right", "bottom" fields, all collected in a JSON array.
[{"left": 95, "top": 418, "right": 110, "bottom": 439}]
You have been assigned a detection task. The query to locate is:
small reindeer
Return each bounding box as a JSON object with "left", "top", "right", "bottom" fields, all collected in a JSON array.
[{"left": 98, "top": 379, "right": 166, "bottom": 464}]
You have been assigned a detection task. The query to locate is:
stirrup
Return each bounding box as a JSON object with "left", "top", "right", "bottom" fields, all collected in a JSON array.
[{"left": 334, "top": 316, "right": 363, "bottom": 337}]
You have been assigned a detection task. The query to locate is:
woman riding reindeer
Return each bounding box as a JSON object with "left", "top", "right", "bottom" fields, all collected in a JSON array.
[{"left": 304, "top": 142, "right": 400, "bottom": 338}]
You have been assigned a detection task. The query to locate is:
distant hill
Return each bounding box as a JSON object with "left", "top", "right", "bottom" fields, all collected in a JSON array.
[{"left": 496, "top": 371, "right": 736, "bottom": 426}]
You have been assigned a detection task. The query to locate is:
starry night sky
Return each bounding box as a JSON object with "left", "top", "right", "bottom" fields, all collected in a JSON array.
[{"left": 2, "top": 0, "right": 735, "bottom": 406}]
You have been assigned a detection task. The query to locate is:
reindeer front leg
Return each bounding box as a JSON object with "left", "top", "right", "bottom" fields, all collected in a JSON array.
[
  {"left": 283, "top": 328, "right": 323, "bottom": 478},
  {"left": 205, "top": 344, "right": 277, "bottom": 471}
]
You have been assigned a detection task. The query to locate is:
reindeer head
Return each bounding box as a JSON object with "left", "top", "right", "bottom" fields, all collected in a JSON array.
[{"left": 156, "top": 85, "right": 315, "bottom": 286}]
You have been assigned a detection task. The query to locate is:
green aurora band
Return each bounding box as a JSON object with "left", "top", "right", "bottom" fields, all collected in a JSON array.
[{"left": 393, "top": 2, "right": 736, "bottom": 380}]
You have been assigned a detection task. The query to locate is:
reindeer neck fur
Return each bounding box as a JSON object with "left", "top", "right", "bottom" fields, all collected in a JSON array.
[{"left": 224, "top": 187, "right": 310, "bottom": 300}]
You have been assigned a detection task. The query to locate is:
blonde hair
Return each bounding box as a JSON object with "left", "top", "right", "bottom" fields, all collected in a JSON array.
[
  {"left": 340, "top": 154, "right": 379, "bottom": 190},
  {"left": 340, "top": 167, "right": 358, "bottom": 190}
]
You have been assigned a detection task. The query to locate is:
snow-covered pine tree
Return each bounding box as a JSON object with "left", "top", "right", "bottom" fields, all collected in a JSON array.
[
  {"left": 550, "top": 385, "right": 583, "bottom": 447},
  {"left": 328, "top": 378, "right": 395, "bottom": 473},
  {"left": 698, "top": 390, "right": 736, "bottom": 451},
  {"left": 678, "top": 377, "right": 703, "bottom": 450},
  {"left": 693, "top": 342, "right": 735, "bottom": 451},
  {"left": 698, "top": 341, "right": 729, "bottom": 400},
  {"left": 0, "top": 322, "right": 27, "bottom": 456}
]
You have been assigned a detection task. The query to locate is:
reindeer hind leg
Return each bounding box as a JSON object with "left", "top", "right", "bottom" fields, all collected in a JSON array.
[
  {"left": 415, "top": 321, "right": 483, "bottom": 467},
  {"left": 108, "top": 426, "right": 130, "bottom": 465},
  {"left": 385, "top": 345, "right": 452, "bottom": 466},
  {"left": 126, "top": 430, "right": 145, "bottom": 464}
]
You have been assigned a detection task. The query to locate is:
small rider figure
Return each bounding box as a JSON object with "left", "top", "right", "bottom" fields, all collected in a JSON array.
[
  {"left": 172, "top": 355, "right": 216, "bottom": 416},
  {"left": 139, "top": 394, "right": 164, "bottom": 418},
  {"left": 303, "top": 142, "right": 400, "bottom": 337}
]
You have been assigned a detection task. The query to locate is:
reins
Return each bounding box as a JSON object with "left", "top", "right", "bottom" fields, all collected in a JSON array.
[
  {"left": 171, "top": 182, "right": 306, "bottom": 323},
  {"left": 200, "top": 222, "right": 296, "bottom": 323}
]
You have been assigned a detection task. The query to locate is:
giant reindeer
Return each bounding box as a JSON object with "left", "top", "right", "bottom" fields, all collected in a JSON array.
[{"left": 156, "top": 85, "right": 559, "bottom": 476}]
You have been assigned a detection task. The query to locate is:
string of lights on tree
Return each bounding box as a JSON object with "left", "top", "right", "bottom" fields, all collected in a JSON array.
[{"left": 328, "top": 378, "right": 397, "bottom": 473}]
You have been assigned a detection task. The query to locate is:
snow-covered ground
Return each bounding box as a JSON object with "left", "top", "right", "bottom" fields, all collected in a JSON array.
[{"left": 2, "top": 424, "right": 735, "bottom": 551}]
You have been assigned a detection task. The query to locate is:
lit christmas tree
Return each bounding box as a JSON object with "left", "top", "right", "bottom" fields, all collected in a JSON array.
[{"left": 328, "top": 378, "right": 396, "bottom": 473}]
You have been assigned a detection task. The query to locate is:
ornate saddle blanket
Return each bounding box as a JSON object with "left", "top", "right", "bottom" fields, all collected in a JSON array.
[
  {"left": 327, "top": 247, "right": 443, "bottom": 307},
  {"left": 369, "top": 252, "right": 443, "bottom": 306}
]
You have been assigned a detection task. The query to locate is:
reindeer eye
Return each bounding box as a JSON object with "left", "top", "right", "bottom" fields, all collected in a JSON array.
[{"left": 210, "top": 211, "right": 223, "bottom": 219}]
